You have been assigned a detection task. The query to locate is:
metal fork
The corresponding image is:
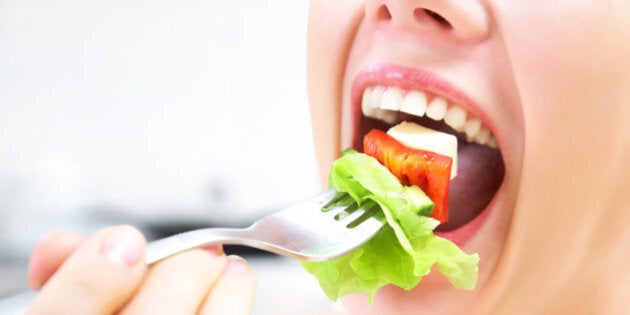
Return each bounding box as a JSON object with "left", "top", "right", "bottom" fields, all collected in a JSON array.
[
  {"left": 0, "top": 189, "right": 384, "bottom": 313},
  {"left": 147, "top": 189, "right": 384, "bottom": 263}
]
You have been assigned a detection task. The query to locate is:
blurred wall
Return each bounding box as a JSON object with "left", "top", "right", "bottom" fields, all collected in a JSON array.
[{"left": 0, "top": 0, "right": 318, "bottom": 255}]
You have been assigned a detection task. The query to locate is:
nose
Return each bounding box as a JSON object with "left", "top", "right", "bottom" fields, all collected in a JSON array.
[{"left": 365, "top": 0, "right": 489, "bottom": 43}]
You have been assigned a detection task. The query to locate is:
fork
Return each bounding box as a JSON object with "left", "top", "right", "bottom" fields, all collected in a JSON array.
[
  {"left": 0, "top": 189, "right": 384, "bottom": 313},
  {"left": 147, "top": 188, "right": 384, "bottom": 263}
]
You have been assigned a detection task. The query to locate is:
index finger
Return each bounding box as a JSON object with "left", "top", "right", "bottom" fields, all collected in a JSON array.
[{"left": 27, "top": 230, "right": 86, "bottom": 289}]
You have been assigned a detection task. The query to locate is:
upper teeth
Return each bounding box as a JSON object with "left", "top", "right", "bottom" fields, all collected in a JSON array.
[{"left": 362, "top": 86, "right": 498, "bottom": 148}]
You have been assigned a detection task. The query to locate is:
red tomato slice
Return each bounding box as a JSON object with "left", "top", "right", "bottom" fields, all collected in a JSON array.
[{"left": 363, "top": 129, "right": 452, "bottom": 223}]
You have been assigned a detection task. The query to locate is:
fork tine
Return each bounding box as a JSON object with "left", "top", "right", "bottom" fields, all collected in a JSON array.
[
  {"left": 322, "top": 192, "right": 354, "bottom": 211},
  {"left": 334, "top": 198, "right": 381, "bottom": 227},
  {"left": 333, "top": 201, "right": 360, "bottom": 220},
  {"left": 336, "top": 205, "right": 368, "bottom": 225},
  {"left": 346, "top": 200, "right": 380, "bottom": 228}
]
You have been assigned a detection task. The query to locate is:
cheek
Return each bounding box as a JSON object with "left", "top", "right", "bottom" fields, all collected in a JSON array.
[
  {"left": 307, "top": 1, "right": 364, "bottom": 183},
  {"left": 488, "top": 0, "right": 628, "bottom": 299},
  {"left": 491, "top": 1, "right": 621, "bottom": 145}
]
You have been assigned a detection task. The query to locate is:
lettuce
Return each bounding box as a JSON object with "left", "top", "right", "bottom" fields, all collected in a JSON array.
[{"left": 301, "top": 149, "right": 479, "bottom": 302}]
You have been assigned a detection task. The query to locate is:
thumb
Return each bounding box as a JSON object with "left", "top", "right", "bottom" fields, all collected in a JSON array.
[{"left": 26, "top": 225, "right": 147, "bottom": 315}]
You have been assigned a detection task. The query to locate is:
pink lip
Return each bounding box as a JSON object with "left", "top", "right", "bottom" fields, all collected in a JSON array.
[{"left": 350, "top": 62, "right": 502, "bottom": 246}]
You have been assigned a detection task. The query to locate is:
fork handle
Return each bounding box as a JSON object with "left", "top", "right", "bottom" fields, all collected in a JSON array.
[{"left": 145, "top": 227, "right": 251, "bottom": 264}]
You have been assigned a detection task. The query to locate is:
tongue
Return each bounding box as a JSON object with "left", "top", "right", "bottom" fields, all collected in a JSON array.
[{"left": 436, "top": 141, "right": 504, "bottom": 231}]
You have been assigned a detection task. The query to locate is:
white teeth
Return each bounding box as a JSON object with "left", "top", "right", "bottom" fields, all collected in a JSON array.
[
  {"left": 363, "top": 86, "right": 398, "bottom": 124},
  {"left": 400, "top": 90, "right": 427, "bottom": 116},
  {"left": 370, "top": 86, "right": 385, "bottom": 107},
  {"left": 487, "top": 135, "right": 498, "bottom": 148},
  {"left": 362, "top": 87, "right": 377, "bottom": 116},
  {"left": 444, "top": 106, "right": 467, "bottom": 131},
  {"left": 380, "top": 87, "right": 404, "bottom": 111},
  {"left": 464, "top": 118, "right": 482, "bottom": 139},
  {"left": 426, "top": 97, "right": 447, "bottom": 120},
  {"left": 377, "top": 109, "right": 398, "bottom": 124},
  {"left": 475, "top": 127, "right": 490, "bottom": 145},
  {"left": 360, "top": 86, "right": 498, "bottom": 148}
]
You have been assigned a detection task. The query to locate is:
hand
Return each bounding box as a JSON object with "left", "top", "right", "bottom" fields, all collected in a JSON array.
[{"left": 25, "top": 225, "right": 257, "bottom": 315}]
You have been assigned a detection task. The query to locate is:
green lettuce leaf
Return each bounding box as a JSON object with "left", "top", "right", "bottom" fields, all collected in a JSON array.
[{"left": 301, "top": 149, "right": 479, "bottom": 302}]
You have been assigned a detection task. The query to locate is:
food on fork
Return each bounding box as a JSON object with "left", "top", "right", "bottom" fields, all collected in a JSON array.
[
  {"left": 301, "top": 122, "right": 479, "bottom": 302},
  {"left": 386, "top": 121, "right": 458, "bottom": 179},
  {"left": 364, "top": 128, "right": 452, "bottom": 223}
]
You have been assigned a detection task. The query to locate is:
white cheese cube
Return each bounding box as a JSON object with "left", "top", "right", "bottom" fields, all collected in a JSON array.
[{"left": 387, "top": 121, "right": 458, "bottom": 179}]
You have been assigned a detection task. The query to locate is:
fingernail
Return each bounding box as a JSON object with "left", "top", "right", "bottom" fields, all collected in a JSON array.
[
  {"left": 101, "top": 226, "right": 143, "bottom": 267},
  {"left": 202, "top": 244, "right": 224, "bottom": 257},
  {"left": 224, "top": 256, "right": 248, "bottom": 276}
]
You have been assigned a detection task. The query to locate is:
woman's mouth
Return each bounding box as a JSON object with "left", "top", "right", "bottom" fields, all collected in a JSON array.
[{"left": 348, "top": 64, "right": 505, "bottom": 234}]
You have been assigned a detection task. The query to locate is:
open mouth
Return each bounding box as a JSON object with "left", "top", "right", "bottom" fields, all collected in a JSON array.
[{"left": 349, "top": 65, "right": 505, "bottom": 232}]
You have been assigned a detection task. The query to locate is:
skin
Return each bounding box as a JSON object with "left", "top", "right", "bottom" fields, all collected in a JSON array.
[{"left": 308, "top": 0, "right": 629, "bottom": 314}]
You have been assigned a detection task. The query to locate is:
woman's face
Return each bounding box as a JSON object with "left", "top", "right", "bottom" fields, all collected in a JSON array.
[{"left": 308, "top": 0, "right": 628, "bottom": 314}]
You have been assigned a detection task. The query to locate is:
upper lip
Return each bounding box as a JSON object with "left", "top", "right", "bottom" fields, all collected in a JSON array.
[{"left": 350, "top": 62, "right": 498, "bottom": 144}]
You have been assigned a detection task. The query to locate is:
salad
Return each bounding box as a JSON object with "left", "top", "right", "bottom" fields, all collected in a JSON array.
[{"left": 301, "top": 123, "right": 479, "bottom": 302}]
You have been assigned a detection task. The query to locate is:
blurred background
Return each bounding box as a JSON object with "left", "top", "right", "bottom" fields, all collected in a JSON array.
[{"left": 0, "top": 0, "right": 337, "bottom": 313}]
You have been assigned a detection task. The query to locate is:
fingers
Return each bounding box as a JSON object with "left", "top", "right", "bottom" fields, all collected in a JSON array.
[
  {"left": 27, "top": 230, "right": 86, "bottom": 289},
  {"left": 199, "top": 255, "right": 258, "bottom": 315},
  {"left": 26, "top": 225, "right": 147, "bottom": 315},
  {"left": 26, "top": 227, "right": 258, "bottom": 315},
  {"left": 119, "top": 246, "right": 228, "bottom": 315}
]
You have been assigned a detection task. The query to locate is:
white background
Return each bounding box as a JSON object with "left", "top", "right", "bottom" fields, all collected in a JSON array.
[
  {"left": 0, "top": 0, "right": 319, "bottom": 238},
  {"left": 0, "top": 1, "right": 334, "bottom": 312}
]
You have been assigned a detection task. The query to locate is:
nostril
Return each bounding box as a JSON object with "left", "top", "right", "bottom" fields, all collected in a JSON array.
[
  {"left": 377, "top": 5, "right": 392, "bottom": 21},
  {"left": 415, "top": 8, "right": 451, "bottom": 28}
]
